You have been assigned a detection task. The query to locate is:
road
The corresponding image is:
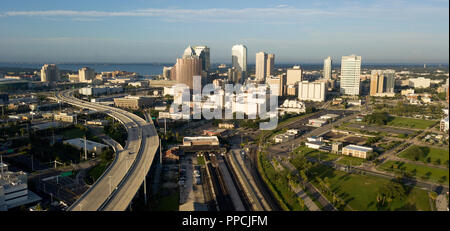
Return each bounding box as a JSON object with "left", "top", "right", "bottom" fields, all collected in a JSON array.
[{"left": 55, "top": 89, "right": 159, "bottom": 211}]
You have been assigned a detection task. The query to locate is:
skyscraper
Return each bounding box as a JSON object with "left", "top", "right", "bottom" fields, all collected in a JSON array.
[
  {"left": 255, "top": 51, "right": 267, "bottom": 82},
  {"left": 323, "top": 56, "right": 332, "bottom": 80},
  {"left": 340, "top": 55, "right": 361, "bottom": 95},
  {"left": 286, "top": 66, "right": 303, "bottom": 85},
  {"left": 193, "top": 46, "right": 210, "bottom": 72},
  {"left": 370, "top": 70, "right": 395, "bottom": 96},
  {"left": 40, "top": 64, "right": 59, "bottom": 82},
  {"left": 79, "top": 67, "right": 95, "bottom": 82},
  {"left": 175, "top": 55, "right": 202, "bottom": 89},
  {"left": 231, "top": 44, "right": 247, "bottom": 74},
  {"left": 266, "top": 53, "right": 275, "bottom": 77},
  {"left": 228, "top": 67, "right": 242, "bottom": 84}
]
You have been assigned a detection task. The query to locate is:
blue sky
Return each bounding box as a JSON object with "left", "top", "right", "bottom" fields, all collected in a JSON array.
[{"left": 0, "top": 0, "right": 448, "bottom": 64}]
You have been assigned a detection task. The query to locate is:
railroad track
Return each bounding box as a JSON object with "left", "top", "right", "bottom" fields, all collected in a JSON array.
[
  {"left": 205, "top": 154, "right": 234, "bottom": 211},
  {"left": 222, "top": 154, "right": 252, "bottom": 211}
]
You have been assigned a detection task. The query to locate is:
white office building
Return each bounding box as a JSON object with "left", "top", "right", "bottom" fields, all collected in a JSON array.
[
  {"left": 79, "top": 67, "right": 96, "bottom": 82},
  {"left": 40, "top": 64, "right": 59, "bottom": 82},
  {"left": 298, "top": 81, "right": 326, "bottom": 102},
  {"left": 232, "top": 44, "right": 247, "bottom": 73},
  {"left": 340, "top": 55, "right": 361, "bottom": 95},
  {"left": 323, "top": 56, "right": 332, "bottom": 80},
  {"left": 255, "top": 51, "right": 267, "bottom": 82}
]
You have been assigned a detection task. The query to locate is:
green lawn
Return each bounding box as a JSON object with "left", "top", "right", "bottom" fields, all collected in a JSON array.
[
  {"left": 387, "top": 117, "right": 438, "bottom": 130},
  {"left": 294, "top": 146, "right": 339, "bottom": 162},
  {"left": 398, "top": 145, "right": 449, "bottom": 167},
  {"left": 59, "top": 128, "right": 85, "bottom": 139},
  {"left": 310, "top": 164, "right": 432, "bottom": 211},
  {"left": 378, "top": 160, "right": 449, "bottom": 185},
  {"left": 336, "top": 156, "right": 365, "bottom": 166},
  {"left": 153, "top": 191, "right": 179, "bottom": 211},
  {"left": 86, "top": 161, "right": 110, "bottom": 184}
]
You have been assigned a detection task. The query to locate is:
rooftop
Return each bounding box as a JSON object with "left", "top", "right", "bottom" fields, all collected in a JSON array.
[{"left": 343, "top": 145, "right": 373, "bottom": 152}]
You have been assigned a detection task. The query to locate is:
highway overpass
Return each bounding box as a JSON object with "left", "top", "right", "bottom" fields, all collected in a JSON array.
[{"left": 55, "top": 89, "right": 159, "bottom": 211}]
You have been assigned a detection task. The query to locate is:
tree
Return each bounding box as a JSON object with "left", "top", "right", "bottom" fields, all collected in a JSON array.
[
  {"left": 297, "top": 197, "right": 305, "bottom": 210},
  {"left": 376, "top": 181, "right": 406, "bottom": 208}
]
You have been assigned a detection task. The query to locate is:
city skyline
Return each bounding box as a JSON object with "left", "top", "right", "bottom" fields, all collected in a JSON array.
[{"left": 0, "top": 0, "right": 448, "bottom": 64}]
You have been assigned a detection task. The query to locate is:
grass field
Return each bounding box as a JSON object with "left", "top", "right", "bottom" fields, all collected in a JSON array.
[
  {"left": 59, "top": 128, "right": 85, "bottom": 139},
  {"left": 153, "top": 191, "right": 179, "bottom": 211},
  {"left": 378, "top": 160, "right": 449, "bottom": 185},
  {"left": 294, "top": 146, "right": 339, "bottom": 162},
  {"left": 310, "top": 164, "right": 432, "bottom": 211},
  {"left": 398, "top": 145, "right": 449, "bottom": 167},
  {"left": 387, "top": 117, "right": 438, "bottom": 130},
  {"left": 336, "top": 156, "right": 365, "bottom": 166}
]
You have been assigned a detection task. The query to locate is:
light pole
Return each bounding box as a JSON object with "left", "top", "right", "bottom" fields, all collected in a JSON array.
[{"left": 109, "top": 175, "right": 112, "bottom": 194}]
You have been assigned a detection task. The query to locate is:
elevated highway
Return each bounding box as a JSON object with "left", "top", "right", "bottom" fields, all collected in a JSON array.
[{"left": 55, "top": 90, "right": 159, "bottom": 211}]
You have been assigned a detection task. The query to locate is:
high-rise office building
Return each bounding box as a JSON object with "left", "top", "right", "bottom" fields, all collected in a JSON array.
[
  {"left": 175, "top": 55, "right": 202, "bottom": 89},
  {"left": 266, "top": 74, "right": 286, "bottom": 96},
  {"left": 286, "top": 66, "right": 303, "bottom": 85},
  {"left": 228, "top": 67, "right": 242, "bottom": 84},
  {"left": 266, "top": 53, "right": 275, "bottom": 77},
  {"left": 40, "top": 64, "right": 59, "bottom": 82},
  {"left": 340, "top": 55, "right": 361, "bottom": 95},
  {"left": 231, "top": 44, "right": 247, "bottom": 75},
  {"left": 370, "top": 70, "right": 395, "bottom": 96},
  {"left": 323, "top": 56, "right": 332, "bottom": 80},
  {"left": 255, "top": 51, "right": 267, "bottom": 82},
  {"left": 79, "top": 67, "right": 95, "bottom": 82},
  {"left": 193, "top": 46, "right": 210, "bottom": 71}
]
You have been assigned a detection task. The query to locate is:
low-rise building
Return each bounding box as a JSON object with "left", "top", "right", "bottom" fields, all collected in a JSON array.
[
  {"left": 183, "top": 136, "right": 219, "bottom": 146},
  {"left": 86, "top": 120, "right": 109, "bottom": 126},
  {"left": 203, "top": 129, "right": 227, "bottom": 136},
  {"left": 114, "top": 96, "right": 155, "bottom": 109},
  {"left": 54, "top": 112, "right": 77, "bottom": 123},
  {"left": 440, "top": 117, "right": 449, "bottom": 132},
  {"left": 218, "top": 123, "right": 235, "bottom": 129},
  {"left": 409, "top": 77, "right": 431, "bottom": 88},
  {"left": 320, "top": 114, "right": 339, "bottom": 121},
  {"left": 63, "top": 138, "right": 108, "bottom": 155},
  {"left": 342, "top": 145, "right": 373, "bottom": 159},
  {"left": 332, "top": 142, "right": 343, "bottom": 154},
  {"left": 401, "top": 89, "right": 415, "bottom": 96},
  {"left": 128, "top": 81, "right": 149, "bottom": 88},
  {"left": 0, "top": 170, "right": 41, "bottom": 211},
  {"left": 79, "top": 86, "right": 123, "bottom": 96},
  {"left": 308, "top": 119, "right": 328, "bottom": 127}
]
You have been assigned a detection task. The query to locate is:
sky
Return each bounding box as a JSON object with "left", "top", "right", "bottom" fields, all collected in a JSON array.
[{"left": 0, "top": 0, "right": 448, "bottom": 64}]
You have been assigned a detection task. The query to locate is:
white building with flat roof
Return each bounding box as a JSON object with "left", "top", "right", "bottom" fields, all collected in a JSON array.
[
  {"left": 409, "top": 77, "right": 431, "bottom": 88},
  {"left": 298, "top": 81, "right": 326, "bottom": 102},
  {"left": 342, "top": 145, "right": 373, "bottom": 159},
  {"left": 183, "top": 136, "right": 219, "bottom": 146},
  {"left": 63, "top": 138, "right": 108, "bottom": 155}
]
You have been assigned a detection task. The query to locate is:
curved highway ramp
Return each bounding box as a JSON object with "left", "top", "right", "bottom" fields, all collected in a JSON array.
[{"left": 56, "top": 90, "right": 159, "bottom": 211}]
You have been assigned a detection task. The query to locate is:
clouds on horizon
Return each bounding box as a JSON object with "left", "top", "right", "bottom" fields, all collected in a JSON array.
[{"left": 0, "top": 5, "right": 447, "bottom": 23}]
